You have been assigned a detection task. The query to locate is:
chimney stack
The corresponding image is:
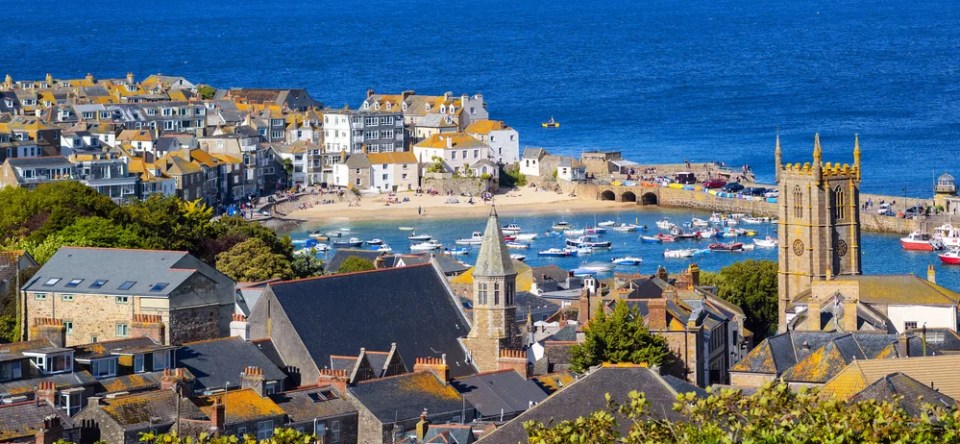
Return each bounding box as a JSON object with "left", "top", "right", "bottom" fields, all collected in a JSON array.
[
  {"left": 85, "top": 73, "right": 94, "bottom": 84},
  {"left": 35, "top": 415, "right": 64, "bottom": 444},
  {"left": 210, "top": 396, "right": 225, "bottom": 432},
  {"left": 29, "top": 318, "right": 65, "bottom": 348},
  {"left": 317, "top": 369, "right": 348, "bottom": 396},
  {"left": 416, "top": 410, "right": 430, "bottom": 442},
  {"left": 928, "top": 264, "right": 937, "bottom": 284},
  {"left": 897, "top": 333, "right": 910, "bottom": 358},
  {"left": 497, "top": 349, "right": 530, "bottom": 378},
  {"left": 413, "top": 355, "right": 449, "bottom": 384},
  {"left": 126, "top": 72, "right": 135, "bottom": 84},
  {"left": 366, "top": 88, "right": 374, "bottom": 98},
  {"left": 130, "top": 314, "right": 165, "bottom": 344},
  {"left": 646, "top": 299, "right": 667, "bottom": 330},
  {"left": 577, "top": 288, "right": 591, "bottom": 325},
  {"left": 240, "top": 366, "right": 267, "bottom": 396},
  {"left": 445, "top": 136, "right": 453, "bottom": 149},
  {"left": 161, "top": 368, "right": 194, "bottom": 396},
  {"left": 44, "top": 73, "right": 53, "bottom": 86},
  {"left": 35, "top": 381, "right": 57, "bottom": 407},
  {"left": 229, "top": 313, "right": 250, "bottom": 340}
]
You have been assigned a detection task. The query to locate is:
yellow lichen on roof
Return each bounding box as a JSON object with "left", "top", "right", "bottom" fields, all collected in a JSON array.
[
  {"left": 414, "top": 133, "right": 485, "bottom": 150},
  {"left": 534, "top": 372, "right": 575, "bottom": 394},
  {"left": 730, "top": 340, "right": 777, "bottom": 373},
  {"left": 366, "top": 152, "right": 417, "bottom": 165},
  {"left": 211, "top": 153, "right": 241, "bottom": 164},
  {"left": 99, "top": 374, "right": 151, "bottom": 393},
  {"left": 118, "top": 129, "right": 154, "bottom": 142},
  {"left": 189, "top": 150, "right": 220, "bottom": 167},
  {"left": 197, "top": 389, "right": 284, "bottom": 423},
  {"left": 819, "top": 363, "right": 868, "bottom": 400},
  {"left": 168, "top": 90, "right": 187, "bottom": 101},
  {"left": 397, "top": 372, "right": 460, "bottom": 400},
  {"left": 464, "top": 120, "right": 505, "bottom": 135}
]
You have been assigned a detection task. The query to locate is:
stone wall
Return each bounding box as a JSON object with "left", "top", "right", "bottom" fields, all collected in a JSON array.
[
  {"left": 659, "top": 329, "right": 702, "bottom": 385},
  {"left": 423, "top": 174, "right": 497, "bottom": 195},
  {"left": 729, "top": 371, "right": 777, "bottom": 388},
  {"left": 169, "top": 305, "right": 227, "bottom": 345}
]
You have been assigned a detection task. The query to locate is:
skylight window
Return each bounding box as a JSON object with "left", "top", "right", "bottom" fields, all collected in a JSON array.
[
  {"left": 65, "top": 279, "right": 84, "bottom": 288},
  {"left": 90, "top": 279, "right": 107, "bottom": 289},
  {"left": 43, "top": 278, "right": 61, "bottom": 286},
  {"left": 149, "top": 283, "right": 169, "bottom": 292},
  {"left": 118, "top": 281, "right": 136, "bottom": 290}
]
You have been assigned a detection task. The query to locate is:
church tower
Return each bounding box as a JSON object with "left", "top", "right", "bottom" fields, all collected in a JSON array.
[
  {"left": 463, "top": 207, "right": 519, "bottom": 372},
  {"left": 777, "top": 134, "right": 862, "bottom": 332}
]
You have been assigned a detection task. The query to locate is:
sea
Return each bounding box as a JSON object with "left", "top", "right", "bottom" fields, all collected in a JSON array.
[{"left": 7, "top": 0, "right": 960, "bottom": 285}]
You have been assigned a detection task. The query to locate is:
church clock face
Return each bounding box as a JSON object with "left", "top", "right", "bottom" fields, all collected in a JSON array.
[
  {"left": 836, "top": 239, "right": 848, "bottom": 257},
  {"left": 793, "top": 239, "right": 804, "bottom": 256}
]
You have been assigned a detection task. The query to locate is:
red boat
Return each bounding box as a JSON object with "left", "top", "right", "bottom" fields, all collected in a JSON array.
[
  {"left": 709, "top": 242, "right": 744, "bottom": 252},
  {"left": 503, "top": 235, "right": 516, "bottom": 242},
  {"left": 939, "top": 249, "right": 960, "bottom": 265},
  {"left": 657, "top": 233, "right": 676, "bottom": 242},
  {"left": 900, "top": 232, "right": 944, "bottom": 251}
]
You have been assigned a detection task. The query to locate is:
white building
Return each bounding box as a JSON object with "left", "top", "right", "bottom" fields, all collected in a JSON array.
[
  {"left": 368, "top": 151, "right": 419, "bottom": 192},
  {"left": 413, "top": 133, "right": 491, "bottom": 175},
  {"left": 323, "top": 110, "right": 353, "bottom": 153},
  {"left": 520, "top": 147, "right": 546, "bottom": 177},
  {"left": 465, "top": 119, "right": 519, "bottom": 164}
]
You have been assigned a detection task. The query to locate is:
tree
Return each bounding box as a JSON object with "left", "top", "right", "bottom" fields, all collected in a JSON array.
[
  {"left": 524, "top": 381, "right": 960, "bottom": 443},
  {"left": 426, "top": 156, "right": 446, "bottom": 174},
  {"left": 569, "top": 302, "right": 672, "bottom": 373},
  {"left": 337, "top": 256, "right": 375, "bottom": 274},
  {"left": 290, "top": 251, "right": 324, "bottom": 278},
  {"left": 501, "top": 163, "right": 527, "bottom": 187},
  {"left": 699, "top": 260, "right": 778, "bottom": 341},
  {"left": 216, "top": 238, "right": 293, "bottom": 282},
  {"left": 196, "top": 84, "right": 217, "bottom": 100},
  {"left": 139, "top": 427, "right": 314, "bottom": 443}
]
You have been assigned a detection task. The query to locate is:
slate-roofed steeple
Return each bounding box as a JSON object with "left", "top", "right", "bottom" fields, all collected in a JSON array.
[{"left": 474, "top": 206, "right": 516, "bottom": 277}]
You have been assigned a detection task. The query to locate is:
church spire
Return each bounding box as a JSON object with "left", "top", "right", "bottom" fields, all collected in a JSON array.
[
  {"left": 775, "top": 130, "right": 782, "bottom": 183},
  {"left": 853, "top": 134, "right": 861, "bottom": 181},
  {"left": 474, "top": 206, "right": 515, "bottom": 277},
  {"left": 813, "top": 133, "right": 823, "bottom": 183}
]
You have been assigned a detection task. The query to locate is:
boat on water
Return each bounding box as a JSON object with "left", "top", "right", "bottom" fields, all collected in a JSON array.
[
  {"left": 611, "top": 223, "right": 638, "bottom": 232},
  {"left": 372, "top": 244, "right": 393, "bottom": 253},
  {"left": 570, "top": 268, "right": 597, "bottom": 276},
  {"left": 294, "top": 247, "right": 317, "bottom": 256},
  {"left": 541, "top": 116, "right": 560, "bottom": 128},
  {"left": 656, "top": 218, "right": 676, "bottom": 230},
  {"left": 411, "top": 240, "right": 443, "bottom": 251},
  {"left": 581, "top": 262, "right": 614, "bottom": 272},
  {"left": 445, "top": 247, "right": 470, "bottom": 256},
  {"left": 584, "top": 227, "right": 607, "bottom": 235},
  {"left": 566, "top": 235, "right": 612, "bottom": 248},
  {"left": 741, "top": 217, "right": 765, "bottom": 224},
  {"left": 339, "top": 227, "right": 351, "bottom": 232},
  {"left": 506, "top": 242, "right": 529, "bottom": 250},
  {"left": 455, "top": 231, "right": 484, "bottom": 245},
  {"left": 709, "top": 242, "right": 745, "bottom": 252},
  {"left": 753, "top": 237, "right": 779, "bottom": 248},
  {"left": 611, "top": 256, "right": 643, "bottom": 266},
  {"left": 332, "top": 237, "right": 364, "bottom": 248},
  {"left": 514, "top": 233, "right": 538, "bottom": 242},
  {"left": 408, "top": 232, "right": 432, "bottom": 241},
  {"left": 742, "top": 243, "right": 755, "bottom": 251},
  {"left": 699, "top": 227, "right": 718, "bottom": 239},
  {"left": 938, "top": 248, "right": 960, "bottom": 265},
  {"left": 308, "top": 231, "right": 329, "bottom": 241},
  {"left": 671, "top": 228, "right": 700, "bottom": 240},
  {"left": 663, "top": 249, "right": 696, "bottom": 259},
  {"left": 510, "top": 254, "right": 526, "bottom": 262},
  {"left": 563, "top": 228, "right": 586, "bottom": 236},
  {"left": 501, "top": 223, "right": 522, "bottom": 235},
  {"left": 552, "top": 221, "right": 571, "bottom": 231},
  {"left": 365, "top": 239, "right": 384, "bottom": 245},
  {"left": 640, "top": 235, "right": 662, "bottom": 244},
  {"left": 657, "top": 233, "right": 676, "bottom": 243},
  {"left": 597, "top": 220, "right": 616, "bottom": 227},
  {"left": 709, "top": 214, "right": 723, "bottom": 224},
  {"left": 538, "top": 248, "right": 571, "bottom": 257},
  {"left": 934, "top": 223, "right": 960, "bottom": 248},
  {"left": 564, "top": 246, "right": 593, "bottom": 256},
  {"left": 691, "top": 218, "right": 710, "bottom": 227},
  {"left": 398, "top": 226, "right": 415, "bottom": 231},
  {"left": 900, "top": 231, "right": 944, "bottom": 251}
]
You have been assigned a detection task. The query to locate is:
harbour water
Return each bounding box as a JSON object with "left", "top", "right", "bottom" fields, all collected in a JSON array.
[
  {"left": 9, "top": 0, "right": 960, "bottom": 196},
  {"left": 283, "top": 207, "right": 959, "bottom": 290}
]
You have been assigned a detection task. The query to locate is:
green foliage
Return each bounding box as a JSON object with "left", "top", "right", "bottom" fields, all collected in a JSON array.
[
  {"left": 216, "top": 238, "right": 293, "bottom": 282},
  {"left": 139, "top": 427, "right": 314, "bottom": 444},
  {"left": 479, "top": 172, "right": 492, "bottom": 180},
  {"left": 501, "top": 163, "right": 527, "bottom": 187},
  {"left": 0, "top": 181, "right": 117, "bottom": 244},
  {"left": 524, "top": 381, "right": 960, "bottom": 443},
  {"left": 337, "top": 256, "right": 375, "bottom": 273},
  {"left": 552, "top": 168, "right": 559, "bottom": 179},
  {"left": 0, "top": 265, "right": 35, "bottom": 342},
  {"left": 699, "top": 260, "right": 778, "bottom": 341},
  {"left": 282, "top": 158, "right": 294, "bottom": 176},
  {"left": 426, "top": 156, "right": 446, "bottom": 174},
  {"left": 290, "top": 251, "right": 324, "bottom": 278},
  {"left": 569, "top": 302, "right": 672, "bottom": 373},
  {"left": 196, "top": 84, "right": 217, "bottom": 100}
]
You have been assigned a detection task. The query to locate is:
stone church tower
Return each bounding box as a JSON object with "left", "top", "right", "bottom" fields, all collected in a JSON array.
[
  {"left": 463, "top": 207, "right": 519, "bottom": 372},
  {"left": 777, "top": 134, "right": 862, "bottom": 332}
]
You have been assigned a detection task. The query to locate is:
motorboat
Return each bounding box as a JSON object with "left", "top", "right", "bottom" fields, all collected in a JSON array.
[
  {"left": 611, "top": 223, "right": 638, "bottom": 232},
  {"left": 671, "top": 228, "right": 700, "bottom": 240},
  {"left": 657, "top": 233, "right": 676, "bottom": 243},
  {"left": 753, "top": 237, "right": 779, "bottom": 248},
  {"left": 445, "top": 247, "right": 470, "bottom": 256},
  {"left": 332, "top": 237, "right": 364, "bottom": 248},
  {"left": 566, "top": 235, "right": 612, "bottom": 248},
  {"left": 398, "top": 226, "right": 415, "bottom": 231},
  {"left": 584, "top": 226, "right": 607, "bottom": 235},
  {"left": 514, "top": 233, "right": 538, "bottom": 242},
  {"left": 563, "top": 228, "right": 586, "bottom": 236},
  {"left": 709, "top": 214, "right": 723, "bottom": 224},
  {"left": 564, "top": 246, "right": 593, "bottom": 256},
  {"left": 455, "top": 231, "right": 484, "bottom": 245},
  {"left": 313, "top": 243, "right": 331, "bottom": 252},
  {"left": 506, "top": 242, "right": 529, "bottom": 250},
  {"left": 308, "top": 231, "right": 329, "bottom": 241},
  {"left": 741, "top": 217, "right": 765, "bottom": 225},
  {"left": 709, "top": 242, "right": 745, "bottom": 252},
  {"left": 640, "top": 235, "right": 662, "bottom": 244},
  {"left": 742, "top": 243, "right": 755, "bottom": 251},
  {"left": 597, "top": 220, "right": 616, "bottom": 227},
  {"left": 411, "top": 240, "right": 443, "bottom": 251},
  {"left": 501, "top": 223, "right": 522, "bottom": 235},
  {"left": 365, "top": 239, "right": 384, "bottom": 245},
  {"left": 663, "top": 249, "right": 696, "bottom": 259},
  {"left": 408, "top": 232, "right": 432, "bottom": 241},
  {"left": 691, "top": 218, "right": 710, "bottom": 227},
  {"left": 656, "top": 218, "right": 676, "bottom": 230},
  {"left": 538, "top": 248, "right": 571, "bottom": 257},
  {"left": 510, "top": 254, "right": 526, "bottom": 262},
  {"left": 611, "top": 256, "right": 643, "bottom": 266},
  {"left": 570, "top": 268, "right": 597, "bottom": 277},
  {"left": 938, "top": 248, "right": 960, "bottom": 265},
  {"left": 503, "top": 235, "right": 516, "bottom": 242},
  {"left": 900, "top": 231, "right": 944, "bottom": 251},
  {"left": 372, "top": 244, "right": 393, "bottom": 253},
  {"left": 551, "top": 221, "right": 571, "bottom": 231},
  {"left": 581, "top": 262, "right": 614, "bottom": 273},
  {"left": 541, "top": 116, "right": 560, "bottom": 128},
  {"left": 699, "top": 227, "right": 718, "bottom": 239},
  {"left": 934, "top": 223, "right": 960, "bottom": 248}
]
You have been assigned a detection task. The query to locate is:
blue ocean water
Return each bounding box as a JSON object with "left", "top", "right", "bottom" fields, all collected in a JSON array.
[{"left": 7, "top": 0, "right": 960, "bottom": 196}]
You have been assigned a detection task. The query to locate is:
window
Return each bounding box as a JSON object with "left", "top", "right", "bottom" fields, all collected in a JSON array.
[
  {"left": 451, "top": 151, "right": 456, "bottom": 159},
  {"left": 116, "top": 296, "right": 130, "bottom": 304},
  {"left": 118, "top": 281, "right": 136, "bottom": 290},
  {"left": 92, "top": 358, "right": 118, "bottom": 378},
  {"left": 43, "top": 278, "right": 61, "bottom": 286},
  {"left": 477, "top": 282, "right": 488, "bottom": 305},
  {"left": 257, "top": 420, "right": 274, "bottom": 440},
  {"left": 834, "top": 186, "right": 845, "bottom": 220},
  {"left": 382, "top": 174, "right": 388, "bottom": 180},
  {"left": 90, "top": 279, "right": 107, "bottom": 289},
  {"left": 494, "top": 282, "right": 500, "bottom": 305},
  {"left": 237, "top": 427, "right": 247, "bottom": 437},
  {"left": 61, "top": 294, "right": 74, "bottom": 302},
  {"left": 116, "top": 323, "right": 129, "bottom": 337},
  {"left": 793, "top": 186, "right": 803, "bottom": 218},
  {"left": 473, "top": 149, "right": 479, "bottom": 158},
  {"left": 150, "top": 283, "right": 169, "bottom": 292},
  {"left": 904, "top": 321, "right": 918, "bottom": 330},
  {"left": 64, "top": 321, "right": 73, "bottom": 335},
  {"left": 34, "top": 293, "right": 47, "bottom": 301},
  {"left": 402, "top": 174, "right": 408, "bottom": 179},
  {"left": 60, "top": 391, "right": 81, "bottom": 416},
  {"left": 152, "top": 351, "right": 171, "bottom": 370},
  {"left": 134, "top": 354, "right": 145, "bottom": 373},
  {"left": 0, "top": 361, "right": 21, "bottom": 381},
  {"left": 330, "top": 420, "right": 340, "bottom": 443}
]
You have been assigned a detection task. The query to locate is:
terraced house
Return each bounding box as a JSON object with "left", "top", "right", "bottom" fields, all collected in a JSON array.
[{"left": 22, "top": 247, "right": 236, "bottom": 346}]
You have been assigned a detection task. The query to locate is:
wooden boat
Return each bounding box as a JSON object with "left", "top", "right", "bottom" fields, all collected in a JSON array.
[
  {"left": 938, "top": 248, "right": 960, "bottom": 265},
  {"left": 538, "top": 248, "right": 571, "bottom": 257},
  {"left": 901, "top": 232, "right": 944, "bottom": 251},
  {"left": 332, "top": 237, "right": 363, "bottom": 248},
  {"left": 411, "top": 240, "right": 443, "bottom": 251},
  {"left": 663, "top": 249, "right": 696, "bottom": 259},
  {"left": 753, "top": 237, "right": 779, "bottom": 248},
  {"left": 709, "top": 242, "right": 744, "bottom": 252},
  {"left": 455, "top": 232, "right": 484, "bottom": 246},
  {"left": 541, "top": 116, "right": 560, "bottom": 128},
  {"left": 611, "top": 256, "right": 643, "bottom": 266}
]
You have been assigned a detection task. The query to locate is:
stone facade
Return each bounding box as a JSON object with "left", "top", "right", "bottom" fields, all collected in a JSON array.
[{"left": 776, "top": 134, "right": 862, "bottom": 332}]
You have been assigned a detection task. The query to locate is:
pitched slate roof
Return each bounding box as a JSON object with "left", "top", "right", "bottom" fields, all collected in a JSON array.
[
  {"left": 367, "top": 151, "right": 418, "bottom": 165},
  {"left": 423, "top": 424, "right": 476, "bottom": 443},
  {"left": 849, "top": 372, "right": 957, "bottom": 416},
  {"left": 266, "top": 264, "right": 475, "bottom": 377},
  {"left": 0, "top": 400, "right": 74, "bottom": 442},
  {"left": 176, "top": 336, "right": 287, "bottom": 392},
  {"left": 348, "top": 371, "right": 466, "bottom": 423},
  {"left": 820, "top": 354, "right": 960, "bottom": 401},
  {"left": 194, "top": 389, "right": 285, "bottom": 425},
  {"left": 72, "top": 337, "right": 175, "bottom": 361},
  {"left": 270, "top": 385, "right": 357, "bottom": 422},
  {"left": 473, "top": 209, "right": 515, "bottom": 277},
  {"left": 95, "top": 369, "right": 191, "bottom": 395},
  {"left": 479, "top": 366, "right": 702, "bottom": 443},
  {"left": 98, "top": 389, "right": 206, "bottom": 427},
  {"left": 522, "top": 148, "right": 545, "bottom": 160},
  {"left": 452, "top": 369, "right": 548, "bottom": 418},
  {"left": 0, "top": 371, "right": 97, "bottom": 397}
]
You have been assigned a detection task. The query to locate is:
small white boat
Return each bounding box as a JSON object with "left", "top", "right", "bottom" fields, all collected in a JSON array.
[
  {"left": 373, "top": 244, "right": 393, "bottom": 253},
  {"left": 691, "top": 218, "right": 710, "bottom": 227},
  {"left": 564, "top": 246, "right": 593, "bottom": 256},
  {"left": 581, "top": 262, "right": 615, "bottom": 272},
  {"left": 445, "top": 247, "right": 470, "bottom": 256},
  {"left": 510, "top": 254, "right": 526, "bottom": 262},
  {"left": 663, "top": 248, "right": 696, "bottom": 259},
  {"left": 742, "top": 244, "right": 755, "bottom": 251},
  {"left": 339, "top": 227, "right": 351, "bottom": 232},
  {"left": 408, "top": 232, "right": 432, "bottom": 241},
  {"left": 552, "top": 221, "right": 571, "bottom": 231},
  {"left": 656, "top": 218, "right": 676, "bottom": 230},
  {"left": 611, "top": 256, "right": 642, "bottom": 266},
  {"left": 501, "top": 223, "right": 522, "bottom": 235},
  {"left": 294, "top": 247, "right": 316, "bottom": 256},
  {"left": 398, "top": 226, "right": 415, "bottom": 231},
  {"left": 934, "top": 223, "right": 960, "bottom": 248},
  {"left": 741, "top": 217, "right": 765, "bottom": 225},
  {"left": 365, "top": 239, "right": 384, "bottom": 245},
  {"left": 411, "top": 240, "right": 443, "bottom": 251},
  {"left": 506, "top": 242, "right": 529, "bottom": 250},
  {"left": 566, "top": 235, "right": 612, "bottom": 248},
  {"left": 455, "top": 231, "right": 484, "bottom": 245},
  {"left": 699, "top": 227, "right": 718, "bottom": 239},
  {"left": 314, "top": 243, "right": 330, "bottom": 252},
  {"left": 538, "top": 248, "right": 571, "bottom": 257},
  {"left": 640, "top": 235, "right": 662, "bottom": 243},
  {"left": 753, "top": 237, "right": 779, "bottom": 248},
  {"left": 563, "top": 228, "right": 586, "bottom": 236},
  {"left": 597, "top": 220, "right": 616, "bottom": 227},
  {"left": 611, "top": 223, "right": 638, "bottom": 232},
  {"left": 709, "top": 214, "right": 723, "bottom": 224},
  {"left": 514, "top": 233, "right": 538, "bottom": 242}
]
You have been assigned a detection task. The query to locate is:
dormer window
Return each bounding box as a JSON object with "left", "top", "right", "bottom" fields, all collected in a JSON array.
[
  {"left": 91, "top": 357, "right": 118, "bottom": 378},
  {"left": 440, "top": 105, "right": 446, "bottom": 113},
  {"left": 386, "top": 102, "right": 392, "bottom": 110},
  {"left": 362, "top": 101, "right": 369, "bottom": 110},
  {"left": 26, "top": 351, "right": 73, "bottom": 375},
  {"left": 449, "top": 106, "right": 455, "bottom": 114},
  {"left": 402, "top": 103, "right": 408, "bottom": 111}
]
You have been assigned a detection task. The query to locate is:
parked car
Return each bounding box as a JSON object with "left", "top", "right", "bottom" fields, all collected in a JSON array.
[
  {"left": 748, "top": 187, "right": 768, "bottom": 197},
  {"left": 764, "top": 190, "right": 779, "bottom": 198},
  {"left": 675, "top": 172, "right": 697, "bottom": 184},
  {"left": 703, "top": 178, "right": 727, "bottom": 189},
  {"left": 877, "top": 203, "right": 893, "bottom": 216},
  {"left": 722, "top": 182, "right": 744, "bottom": 192},
  {"left": 904, "top": 206, "right": 923, "bottom": 218}
]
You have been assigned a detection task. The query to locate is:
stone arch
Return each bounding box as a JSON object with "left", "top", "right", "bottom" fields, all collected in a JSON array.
[
  {"left": 621, "top": 191, "right": 637, "bottom": 202},
  {"left": 600, "top": 190, "right": 616, "bottom": 201},
  {"left": 641, "top": 192, "right": 659, "bottom": 206}
]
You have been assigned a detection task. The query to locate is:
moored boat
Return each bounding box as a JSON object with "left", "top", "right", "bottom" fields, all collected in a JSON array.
[
  {"left": 611, "top": 223, "right": 638, "bottom": 232},
  {"left": 365, "top": 239, "right": 384, "bottom": 245},
  {"left": 538, "top": 248, "right": 571, "bottom": 257},
  {"left": 934, "top": 223, "right": 960, "bottom": 248},
  {"left": 657, "top": 233, "right": 676, "bottom": 243},
  {"left": 501, "top": 223, "right": 522, "bottom": 235},
  {"left": 566, "top": 235, "right": 612, "bottom": 248},
  {"left": 691, "top": 218, "right": 710, "bottom": 227},
  {"left": 332, "top": 237, "right": 364, "bottom": 248},
  {"left": 563, "top": 228, "right": 586, "bottom": 237},
  {"left": 373, "top": 244, "right": 393, "bottom": 253},
  {"left": 455, "top": 231, "right": 484, "bottom": 245},
  {"left": 709, "top": 242, "right": 745, "bottom": 252},
  {"left": 514, "top": 233, "right": 538, "bottom": 242},
  {"left": 640, "top": 235, "right": 662, "bottom": 244},
  {"left": 398, "top": 226, "right": 415, "bottom": 231},
  {"left": 741, "top": 217, "right": 765, "bottom": 224},
  {"left": 753, "top": 237, "right": 779, "bottom": 248},
  {"left": 445, "top": 247, "right": 470, "bottom": 256},
  {"left": 551, "top": 221, "right": 571, "bottom": 231},
  {"left": 900, "top": 231, "right": 944, "bottom": 251},
  {"left": 699, "top": 227, "right": 718, "bottom": 239},
  {"left": 408, "top": 232, "right": 432, "bottom": 241},
  {"left": 938, "top": 249, "right": 960, "bottom": 265},
  {"left": 597, "top": 220, "right": 616, "bottom": 227},
  {"left": 541, "top": 116, "right": 560, "bottom": 128},
  {"left": 510, "top": 254, "right": 526, "bottom": 262},
  {"left": 506, "top": 242, "right": 529, "bottom": 250},
  {"left": 611, "top": 256, "right": 643, "bottom": 266},
  {"left": 584, "top": 226, "right": 607, "bottom": 235},
  {"left": 663, "top": 248, "right": 696, "bottom": 259},
  {"left": 411, "top": 240, "right": 443, "bottom": 251},
  {"left": 564, "top": 246, "right": 593, "bottom": 256},
  {"left": 656, "top": 218, "right": 676, "bottom": 230}
]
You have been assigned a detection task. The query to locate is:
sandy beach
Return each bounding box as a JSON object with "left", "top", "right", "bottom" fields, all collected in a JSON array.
[{"left": 282, "top": 189, "right": 638, "bottom": 223}]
